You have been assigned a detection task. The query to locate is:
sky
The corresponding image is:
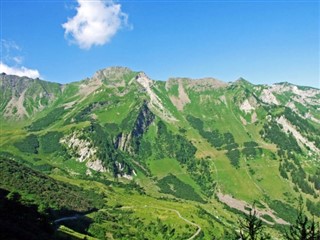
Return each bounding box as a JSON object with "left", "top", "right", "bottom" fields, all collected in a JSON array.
[{"left": 0, "top": 0, "right": 319, "bottom": 88}]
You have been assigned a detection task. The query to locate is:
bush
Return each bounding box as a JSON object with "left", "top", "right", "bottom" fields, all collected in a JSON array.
[
  {"left": 306, "top": 199, "right": 320, "bottom": 217},
  {"left": 40, "top": 131, "right": 64, "bottom": 153},
  {"left": 14, "top": 134, "right": 39, "bottom": 154},
  {"left": 242, "top": 141, "right": 260, "bottom": 159},
  {"left": 226, "top": 149, "right": 240, "bottom": 168}
]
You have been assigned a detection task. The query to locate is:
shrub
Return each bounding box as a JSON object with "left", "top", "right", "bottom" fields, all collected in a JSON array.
[
  {"left": 14, "top": 134, "right": 39, "bottom": 154},
  {"left": 40, "top": 131, "right": 63, "bottom": 153}
]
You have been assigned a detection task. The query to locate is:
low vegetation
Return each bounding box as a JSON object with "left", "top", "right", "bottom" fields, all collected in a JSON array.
[
  {"left": 260, "top": 120, "right": 302, "bottom": 156},
  {"left": 157, "top": 174, "right": 205, "bottom": 203},
  {"left": 187, "top": 115, "right": 241, "bottom": 168},
  {"left": 28, "top": 107, "right": 66, "bottom": 131},
  {"left": 0, "top": 157, "right": 103, "bottom": 212},
  {"left": 14, "top": 134, "right": 39, "bottom": 154},
  {"left": 40, "top": 131, "right": 64, "bottom": 153},
  {"left": 89, "top": 208, "right": 195, "bottom": 239}
]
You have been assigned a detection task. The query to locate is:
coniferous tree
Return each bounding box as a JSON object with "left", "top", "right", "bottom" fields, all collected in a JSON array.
[
  {"left": 285, "top": 197, "right": 320, "bottom": 240},
  {"left": 238, "top": 204, "right": 270, "bottom": 240}
]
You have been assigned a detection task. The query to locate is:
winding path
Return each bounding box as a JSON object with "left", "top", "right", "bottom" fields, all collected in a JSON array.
[
  {"left": 54, "top": 215, "right": 80, "bottom": 224},
  {"left": 125, "top": 202, "right": 202, "bottom": 239},
  {"left": 145, "top": 206, "right": 202, "bottom": 240},
  {"left": 53, "top": 206, "right": 202, "bottom": 239},
  {"left": 123, "top": 194, "right": 203, "bottom": 239}
]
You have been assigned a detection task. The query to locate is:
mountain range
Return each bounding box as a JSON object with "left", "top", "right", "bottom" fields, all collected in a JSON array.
[{"left": 0, "top": 67, "right": 319, "bottom": 239}]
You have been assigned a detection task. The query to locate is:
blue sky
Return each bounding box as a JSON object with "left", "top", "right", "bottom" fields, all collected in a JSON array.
[{"left": 1, "top": 0, "right": 319, "bottom": 88}]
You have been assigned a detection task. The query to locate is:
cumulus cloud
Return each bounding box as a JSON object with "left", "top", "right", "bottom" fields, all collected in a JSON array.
[
  {"left": 62, "top": 0, "right": 129, "bottom": 49},
  {"left": 0, "top": 62, "right": 40, "bottom": 79}
]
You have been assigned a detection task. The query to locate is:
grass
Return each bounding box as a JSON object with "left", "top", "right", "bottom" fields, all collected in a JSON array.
[
  {"left": 50, "top": 173, "right": 239, "bottom": 239},
  {"left": 52, "top": 178, "right": 197, "bottom": 237},
  {"left": 247, "top": 156, "right": 295, "bottom": 200},
  {"left": 95, "top": 98, "right": 135, "bottom": 124},
  {"left": 98, "top": 183, "right": 230, "bottom": 239}
]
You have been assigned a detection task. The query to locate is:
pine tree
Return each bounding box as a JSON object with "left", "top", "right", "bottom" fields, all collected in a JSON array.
[
  {"left": 285, "top": 197, "right": 320, "bottom": 240},
  {"left": 238, "top": 204, "right": 270, "bottom": 240}
]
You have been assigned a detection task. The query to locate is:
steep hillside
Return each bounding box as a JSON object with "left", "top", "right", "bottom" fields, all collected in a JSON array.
[
  {"left": 1, "top": 67, "right": 319, "bottom": 239},
  {"left": 0, "top": 73, "right": 62, "bottom": 119}
]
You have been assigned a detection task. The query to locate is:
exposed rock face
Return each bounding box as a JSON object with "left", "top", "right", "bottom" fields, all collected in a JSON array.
[
  {"left": 136, "top": 72, "right": 176, "bottom": 121},
  {"left": 166, "top": 77, "right": 227, "bottom": 92},
  {"left": 86, "top": 159, "right": 106, "bottom": 172},
  {"left": 260, "top": 88, "right": 279, "bottom": 105},
  {"left": 251, "top": 111, "right": 257, "bottom": 123},
  {"left": 61, "top": 131, "right": 136, "bottom": 178},
  {"left": 78, "top": 76, "right": 103, "bottom": 97},
  {"left": 116, "top": 162, "right": 137, "bottom": 180},
  {"left": 240, "top": 116, "right": 247, "bottom": 125},
  {"left": 240, "top": 99, "right": 255, "bottom": 114},
  {"left": 61, "top": 133, "right": 96, "bottom": 162},
  {"left": 217, "top": 192, "right": 288, "bottom": 225},
  {"left": 169, "top": 79, "right": 191, "bottom": 111},
  {"left": 259, "top": 83, "right": 320, "bottom": 107},
  {"left": 0, "top": 75, "right": 40, "bottom": 96},
  {"left": 0, "top": 74, "right": 61, "bottom": 118},
  {"left": 60, "top": 100, "right": 154, "bottom": 178},
  {"left": 78, "top": 67, "right": 138, "bottom": 98},
  {"left": 60, "top": 132, "right": 106, "bottom": 172},
  {"left": 276, "top": 116, "right": 319, "bottom": 154},
  {"left": 94, "top": 66, "right": 132, "bottom": 85},
  {"left": 304, "top": 112, "right": 320, "bottom": 124},
  {"left": 219, "top": 95, "right": 227, "bottom": 105},
  {"left": 272, "top": 83, "right": 319, "bottom": 102},
  {"left": 115, "top": 101, "right": 155, "bottom": 153},
  {"left": 4, "top": 89, "right": 29, "bottom": 118},
  {"left": 132, "top": 101, "right": 155, "bottom": 139},
  {"left": 115, "top": 133, "right": 132, "bottom": 153}
]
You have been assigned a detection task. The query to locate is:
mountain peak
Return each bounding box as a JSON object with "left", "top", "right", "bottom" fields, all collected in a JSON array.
[
  {"left": 94, "top": 66, "right": 133, "bottom": 78},
  {"left": 166, "top": 77, "right": 227, "bottom": 91},
  {"left": 234, "top": 77, "right": 252, "bottom": 85},
  {"left": 92, "top": 66, "right": 137, "bottom": 85}
]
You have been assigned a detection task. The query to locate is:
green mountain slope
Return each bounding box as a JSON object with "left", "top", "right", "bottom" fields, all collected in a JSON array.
[
  {"left": 1, "top": 67, "right": 319, "bottom": 239},
  {"left": 0, "top": 73, "right": 62, "bottom": 119}
]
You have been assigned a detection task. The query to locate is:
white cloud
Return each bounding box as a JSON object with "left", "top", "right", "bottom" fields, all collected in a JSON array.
[
  {"left": 62, "top": 0, "right": 129, "bottom": 49},
  {"left": 0, "top": 62, "right": 40, "bottom": 79}
]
